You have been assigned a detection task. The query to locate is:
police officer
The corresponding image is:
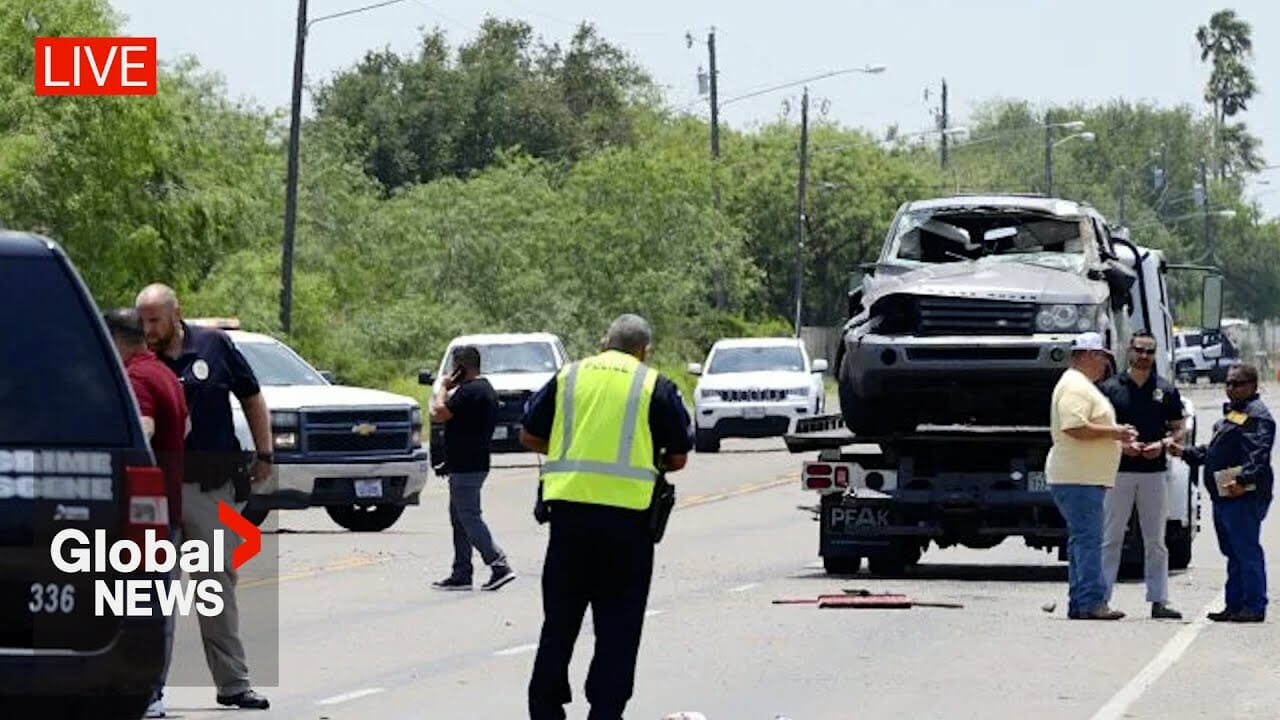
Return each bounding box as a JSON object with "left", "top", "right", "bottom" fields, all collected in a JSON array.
[
  {"left": 136, "top": 284, "right": 272, "bottom": 709},
  {"left": 1172, "top": 364, "right": 1275, "bottom": 622},
  {"left": 519, "top": 314, "right": 693, "bottom": 720}
]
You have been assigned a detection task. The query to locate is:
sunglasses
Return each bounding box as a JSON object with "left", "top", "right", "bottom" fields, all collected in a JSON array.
[
  {"left": 1129, "top": 347, "right": 1156, "bottom": 355},
  {"left": 1225, "top": 380, "right": 1253, "bottom": 388}
]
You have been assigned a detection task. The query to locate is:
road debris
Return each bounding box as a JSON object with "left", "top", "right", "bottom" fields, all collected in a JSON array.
[{"left": 771, "top": 588, "right": 964, "bottom": 609}]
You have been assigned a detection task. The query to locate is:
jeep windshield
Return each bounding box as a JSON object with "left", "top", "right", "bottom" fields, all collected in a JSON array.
[
  {"left": 237, "top": 341, "right": 328, "bottom": 386},
  {"left": 446, "top": 342, "right": 558, "bottom": 374},
  {"left": 887, "top": 208, "right": 1090, "bottom": 273},
  {"left": 708, "top": 346, "right": 806, "bottom": 374}
]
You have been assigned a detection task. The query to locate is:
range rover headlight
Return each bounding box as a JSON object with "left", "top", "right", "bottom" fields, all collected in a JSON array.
[{"left": 1036, "top": 304, "right": 1100, "bottom": 332}]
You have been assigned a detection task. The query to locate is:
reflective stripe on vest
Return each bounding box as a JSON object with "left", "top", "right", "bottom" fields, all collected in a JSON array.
[{"left": 541, "top": 351, "right": 658, "bottom": 510}]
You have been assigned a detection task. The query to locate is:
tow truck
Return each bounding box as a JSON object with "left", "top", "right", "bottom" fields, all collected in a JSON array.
[{"left": 789, "top": 196, "right": 1222, "bottom": 576}]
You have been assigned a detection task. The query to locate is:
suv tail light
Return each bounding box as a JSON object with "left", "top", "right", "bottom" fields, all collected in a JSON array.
[{"left": 125, "top": 465, "right": 170, "bottom": 548}]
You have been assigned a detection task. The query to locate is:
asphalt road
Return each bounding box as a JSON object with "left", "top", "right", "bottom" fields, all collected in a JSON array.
[{"left": 159, "top": 383, "right": 1279, "bottom": 720}]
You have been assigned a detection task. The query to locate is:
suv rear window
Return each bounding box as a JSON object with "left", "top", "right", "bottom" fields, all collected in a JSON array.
[{"left": 0, "top": 256, "right": 133, "bottom": 446}]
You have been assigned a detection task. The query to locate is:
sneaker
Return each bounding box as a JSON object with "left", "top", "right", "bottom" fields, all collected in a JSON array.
[
  {"left": 1208, "top": 608, "right": 1241, "bottom": 622},
  {"left": 144, "top": 698, "right": 166, "bottom": 718},
  {"left": 1151, "top": 602, "right": 1183, "bottom": 620},
  {"left": 431, "top": 576, "right": 472, "bottom": 591},
  {"left": 482, "top": 564, "right": 516, "bottom": 591}
]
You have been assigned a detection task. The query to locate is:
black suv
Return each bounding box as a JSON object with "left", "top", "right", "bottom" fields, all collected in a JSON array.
[{"left": 0, "top": 231, "right": 166, "bottom": 718}]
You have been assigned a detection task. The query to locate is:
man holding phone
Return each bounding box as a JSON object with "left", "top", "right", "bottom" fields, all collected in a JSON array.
[
  {"left": 430, "top": 345, "right": 516, "bottom": 591},
  {"left": 1099, "top": 331, "right": 1186, "bottom": 619}
]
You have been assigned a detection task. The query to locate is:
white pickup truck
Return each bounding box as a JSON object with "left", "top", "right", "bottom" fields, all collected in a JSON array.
[{"left": 189, "top": 320, "right": 430, "bottom": 532}]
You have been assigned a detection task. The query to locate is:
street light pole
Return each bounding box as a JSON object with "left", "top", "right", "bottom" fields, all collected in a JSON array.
[
  {"left": 1044, "top": 124, "right": 1053, "bottom": 196},
  {"left": 280, "top": 0, "right": 408, "bottom": 335}
]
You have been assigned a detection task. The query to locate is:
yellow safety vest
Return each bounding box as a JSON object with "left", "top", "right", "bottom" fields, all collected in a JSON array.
[{"left": 541, "top": 350, "right": 659, "bottom": 510}]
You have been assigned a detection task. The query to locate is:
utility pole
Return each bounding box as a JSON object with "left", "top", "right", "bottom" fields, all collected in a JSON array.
[
  {"left": 280, "top": 0, "right": 308, "bottom": 335},
  {"left": 707, "top": 27, "right": 720, "bottom": 160},
  {"left": 792, "top": 87, "right": 810, "bottom": 338},
  {"left": 939, "top": 78, "right": 950, "bottom": 171}
]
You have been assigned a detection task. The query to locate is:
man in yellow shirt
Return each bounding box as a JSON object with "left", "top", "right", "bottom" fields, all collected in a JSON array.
[{"left": 1048, "top": 332, "right": 1137, "bottom": 620}]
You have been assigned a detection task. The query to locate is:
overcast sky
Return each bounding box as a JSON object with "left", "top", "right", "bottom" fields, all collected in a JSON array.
[{"left": 110, "top": 0, "right": 1279, "bottom": 217}]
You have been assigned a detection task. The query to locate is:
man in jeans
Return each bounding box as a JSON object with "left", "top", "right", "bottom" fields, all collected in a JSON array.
[
  {"left": 1047, "top": 332, "right": 1137, "bottom": 620},
  {"left": 1099, "top": 331, "right": 1186, "bottom": 619},
  {"left": 430, "top": 345, "right": 516, "bottom": 591}
]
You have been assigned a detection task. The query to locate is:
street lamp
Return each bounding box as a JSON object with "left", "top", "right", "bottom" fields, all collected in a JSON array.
[
  {"left": 1043, "top": 120, "right": 1091, "bottom": 196},
  {"left": 280, "top": 0, "right": 408, "bottom": 335}
]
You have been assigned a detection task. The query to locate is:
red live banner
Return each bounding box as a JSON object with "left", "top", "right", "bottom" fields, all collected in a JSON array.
[{"left": 35, "top": 37, "right": 157, "bottom": 96}]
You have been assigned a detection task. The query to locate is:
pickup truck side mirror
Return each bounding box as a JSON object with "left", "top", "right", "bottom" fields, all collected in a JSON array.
[
  {"left": 812, "top": 358, "right": 829, "bottom": 373},
  {"left": 418, "top": 369, "right": 435, "bottom": 386},
  {"left": 1201, "top": 274, "right": 1224, "bottom": 332},
  {"left": 318, "top": 370, "right": 335, "bottom": 384}
]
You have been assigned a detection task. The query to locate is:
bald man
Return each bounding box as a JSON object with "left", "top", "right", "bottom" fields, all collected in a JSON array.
[{"left": 135, "top": 283, "right": 272, "bottom": 711}]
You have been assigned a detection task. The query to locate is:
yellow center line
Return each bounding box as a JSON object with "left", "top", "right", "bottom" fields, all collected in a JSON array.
[
  {"left": 240, "top": 555, "right": 387, "bottom": 590},
  {"left": 676, "top": 473, "right": 799, "bottom": 511}
]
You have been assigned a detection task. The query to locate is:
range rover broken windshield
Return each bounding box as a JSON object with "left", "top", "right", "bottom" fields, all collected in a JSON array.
[{"left": 885, "top": 204, "right": 1096, "bottom": 274}]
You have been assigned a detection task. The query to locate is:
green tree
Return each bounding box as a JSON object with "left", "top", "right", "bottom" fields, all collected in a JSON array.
[{"left": 1196, "top": 9, "right": 1263, "bottom": 178}]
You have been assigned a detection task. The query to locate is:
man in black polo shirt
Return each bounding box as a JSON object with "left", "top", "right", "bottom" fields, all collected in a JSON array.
[
  {"left": 1099, "top": 330, "right": 1186, "bottom": 620},
  {"left": 136, "top": 284, "right": 272, "bottom": 711}
]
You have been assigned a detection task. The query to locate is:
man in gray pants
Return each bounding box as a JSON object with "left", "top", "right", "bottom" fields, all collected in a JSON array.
[
  {"left": 430, "top": 345, "right": 516, "bottom": 591},
  {"left": 1099, "top": 331, "right": 1187, "bottom": 619}
]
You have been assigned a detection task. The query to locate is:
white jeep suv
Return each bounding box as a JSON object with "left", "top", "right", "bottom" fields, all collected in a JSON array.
[{"left": 689, "top": 338, "right": 828, "bottom": 453}]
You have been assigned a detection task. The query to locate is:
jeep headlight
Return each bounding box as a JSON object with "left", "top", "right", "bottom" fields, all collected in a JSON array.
[
  {"left": 787, "top": 387, "right": 810, "bottom": 397},
  {"left": 699, "top": 388, "right": 720, "bottom": 399},
  {"left": 1036, "top": 304, "right": 1100, "bottom": 333}
]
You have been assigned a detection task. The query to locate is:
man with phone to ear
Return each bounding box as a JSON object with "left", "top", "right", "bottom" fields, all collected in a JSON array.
[{"left": 430, "top": 345, "right": 516, "bottom": 591}]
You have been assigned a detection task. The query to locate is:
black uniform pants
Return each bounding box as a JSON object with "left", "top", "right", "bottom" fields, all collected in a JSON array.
[{"left": 529, "top": 503, "right": 654, "bottom": 720}]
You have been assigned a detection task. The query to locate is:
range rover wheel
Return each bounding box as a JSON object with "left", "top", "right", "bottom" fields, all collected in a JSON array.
[
  {"left": 327, "top": 504, "right": 406, "bottom": 532},
  {"left": 695, "top": 429, "right": 720, "bottom": 453}
]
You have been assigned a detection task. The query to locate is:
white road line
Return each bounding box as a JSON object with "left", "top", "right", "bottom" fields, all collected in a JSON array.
[
  {"left": 728, "top": 583, "right": 760, "bottom": 593},
  {"left": 494, "top": 643, "right": 539, "bottom": 657},
  {"left": 1088, "top": 598, "right": 1218, "bottom": 720},
  {"left": 645, "top": 609, "right": 665, "bottom": 618},
  {"left": 316, "top": 687, "right": 385, "bottom": 705}
]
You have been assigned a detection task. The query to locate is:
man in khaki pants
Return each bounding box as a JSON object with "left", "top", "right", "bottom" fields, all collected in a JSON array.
[
  {"left": 138, "top": 284, "right": 272, "bottom": 712},
  {"left": 1099, "top": 331, "right": 1186, "bottom": 619}
]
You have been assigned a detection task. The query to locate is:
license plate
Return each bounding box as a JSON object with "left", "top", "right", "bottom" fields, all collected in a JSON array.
[
  {"left": 354, "top": 479, "right": 383, "bottom": 498},
  {"left": 743, "top": 407, "right": 767, "bottom": 419},
  {"left": 492, "top": 426, "right": 509, "bottom": 440}
]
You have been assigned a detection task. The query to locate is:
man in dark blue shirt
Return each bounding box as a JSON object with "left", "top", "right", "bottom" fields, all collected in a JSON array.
[
  {"left": 429, "top": 344, "right": 515, "bottom": 592},
  {"left": 136, "top": 284, "right": 272, "bottom": 711},
  {"left": 1098, "top": 331, "right": 1186, "bottom": 620},
  {"left": 519, "top": 314, "right": 693, "bottom": 720},
  {"left": 1174, "top": 364, "right": 1275, "bottom": 622}
]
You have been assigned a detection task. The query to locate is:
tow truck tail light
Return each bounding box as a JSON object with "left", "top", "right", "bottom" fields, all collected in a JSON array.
[
  {"left": 124, "top": 465, "right": 170, "bottom": 548},
  {"left": 833, "top": 466, "right": 850, "bottom": 488},
  {"left": 803, "top": 463, "right": 833, "bottom": 490}
]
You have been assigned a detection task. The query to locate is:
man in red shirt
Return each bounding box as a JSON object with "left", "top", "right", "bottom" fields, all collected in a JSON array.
[
  {"left": 104, "top": 307, "right": 188, "bottom": 719},
  {"left": 105, "top": 307, "right": 189, "bottom": 524}
]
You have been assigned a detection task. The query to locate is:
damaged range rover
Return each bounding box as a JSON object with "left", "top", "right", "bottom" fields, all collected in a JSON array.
[{"left": 837, "top": 195, "right": 1136, "bottom": 436}]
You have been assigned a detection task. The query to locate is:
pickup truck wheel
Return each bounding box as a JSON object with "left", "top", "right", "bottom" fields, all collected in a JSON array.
[
  {"left": 823, "top": 555, "right": 863, "bottom": 575},
  {"left": 326, "top": 504, "right": 406, "bottom": 532},
  {"left": 695, "top": 429, "right": 720, "bottom": 453},
  {"left": 240, "top": 504, "right": 270, "bottom": 527},
  {"left": 1175, "top": 361, "right": 1196, "bottom": 384}
]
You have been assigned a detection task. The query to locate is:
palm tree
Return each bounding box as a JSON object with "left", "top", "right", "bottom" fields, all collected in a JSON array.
[{"left": 1196, "top": 10, "right": 1259, "bottom": 178}]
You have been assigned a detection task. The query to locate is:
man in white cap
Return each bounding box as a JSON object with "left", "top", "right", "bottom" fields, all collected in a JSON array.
[{"left": 1046, "top": 331, "right": 1137, "bottom": 620}]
